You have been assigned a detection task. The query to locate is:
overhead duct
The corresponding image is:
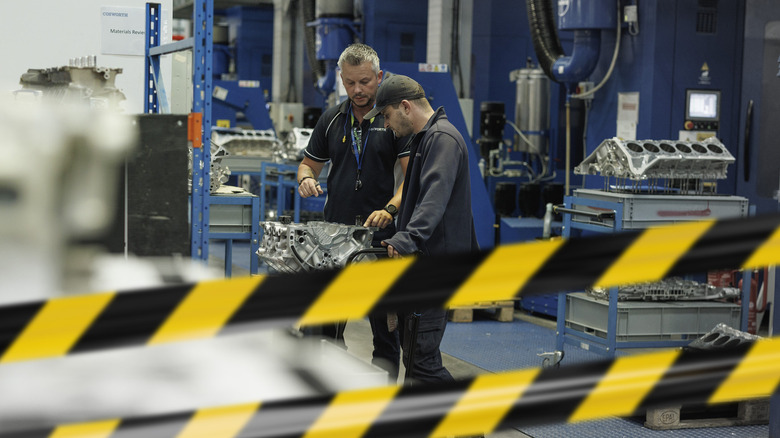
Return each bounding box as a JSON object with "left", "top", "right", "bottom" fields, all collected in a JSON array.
[
  {"left": 526, "top": 0, "right": 616, "bottom": 84},
  {"left": 304, "top": 0, "right": 358, "bottom": 97}
]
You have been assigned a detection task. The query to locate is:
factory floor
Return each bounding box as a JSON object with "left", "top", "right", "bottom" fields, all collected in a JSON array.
[{"left": 342, "top": 317, "right": 532, "bottom": 438}]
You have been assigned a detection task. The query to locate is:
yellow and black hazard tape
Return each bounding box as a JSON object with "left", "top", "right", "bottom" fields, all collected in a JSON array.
[
  {"left": 1, "top": 213, "right": 779, "bottom": 364},
  {"left": 7, "top": 337, "right": 780, "bottom": 437}
]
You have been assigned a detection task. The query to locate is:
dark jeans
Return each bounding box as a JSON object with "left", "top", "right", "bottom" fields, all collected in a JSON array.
[
  {"left": 399, "top": 309, "right": 454, "bottom": 384},
  {"left": 369, "top": 312, "right": 400, "bottom": 382}
]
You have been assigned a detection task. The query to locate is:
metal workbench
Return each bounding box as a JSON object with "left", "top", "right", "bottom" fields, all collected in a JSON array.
[{"left": 209, "top": 191, "right": 260, "bottom": 276}]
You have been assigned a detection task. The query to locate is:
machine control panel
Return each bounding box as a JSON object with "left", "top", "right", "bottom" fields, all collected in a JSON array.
[
  {"left": 684, "top": 120, "right": 719, "bottom": 131},
  {"left": 683, "top": 89, "right": 720, "bottom": 131}
]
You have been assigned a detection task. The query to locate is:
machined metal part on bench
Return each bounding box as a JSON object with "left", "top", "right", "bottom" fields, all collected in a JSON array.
[
  {"left": 212, "top": 127, "right": 283, "bottom": 161},
  {"left": 257, "top": 221, "right": 374, "bottom": 273},
  {"left": 687, "top": 323, "right": 760, "bottom": 351},
  {"left": 18, "top": 58, "right": 125, "bottom": 108},
  {"left": 587, "top": 277, "right": 741, "bottom": 302},
  {"left": 188, "top": 139, "right": 230, "bottom": 193},
  {"left": 575, "top": 137, "right": 735, "bottom": 193}
]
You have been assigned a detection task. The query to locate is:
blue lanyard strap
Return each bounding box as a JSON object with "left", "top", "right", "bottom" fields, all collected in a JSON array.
[{"left": 347, "top": 105, "right": 373, "bottom": 172}]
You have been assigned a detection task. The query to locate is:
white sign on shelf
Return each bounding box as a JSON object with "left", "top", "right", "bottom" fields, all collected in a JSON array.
[
  {"left": 616, "top": 92, "right": 640, "bottom": 140},
  {"left": 101, "top": 6, "right": 145, "bottom": 56}
]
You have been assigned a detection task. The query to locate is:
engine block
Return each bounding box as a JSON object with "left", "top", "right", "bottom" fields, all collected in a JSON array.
[
  {"left": 257, "top": 221, "right": 374, "bottom": 273},
  {"left": 575, "top": 137, "right": 735, "bottom": 194}
]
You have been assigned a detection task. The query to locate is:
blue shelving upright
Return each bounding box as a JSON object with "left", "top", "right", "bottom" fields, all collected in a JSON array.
[{"left": 145, "top": 1, "right": 213, "bottom": 263}]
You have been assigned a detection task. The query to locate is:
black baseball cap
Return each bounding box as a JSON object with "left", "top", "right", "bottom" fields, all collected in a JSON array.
[{"left": 364, "top": 74, "right": 426, "bottom": 119}]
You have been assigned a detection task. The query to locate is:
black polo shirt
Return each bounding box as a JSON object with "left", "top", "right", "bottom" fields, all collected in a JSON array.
[{"left": 304, "top": 99, "right": 410, "bottom": 241}]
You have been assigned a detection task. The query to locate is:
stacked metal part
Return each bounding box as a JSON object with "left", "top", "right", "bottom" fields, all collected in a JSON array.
[
  {"left": 257, "top": 220, "right": 374, "bottom": 273},
  {"left": 587, "top": 277, "right": 741, "bottom": 302},
  {"left": 187, "top": 137, "right": 230, "bottom": 193},
  {"left": 575, "top": 137, "right": 736, "bottom": 194},
  {"left": 687, "top": 323, "right": 760, "bottom": 351},
  {"left": 18, "top": 57, "right": 125, "bottom": 109}
]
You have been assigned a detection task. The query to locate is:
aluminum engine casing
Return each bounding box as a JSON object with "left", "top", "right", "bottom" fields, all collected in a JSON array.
[
  {"left": 575, "top": 137, "right": 735, "bottom": 181},
  {"left": 257, "top": 221, "right": 374, "bottom": 273}
]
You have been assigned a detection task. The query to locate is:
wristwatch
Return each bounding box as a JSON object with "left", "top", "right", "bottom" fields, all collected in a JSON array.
[{"left": 383, "top": 204, "right": 398, "bottom": 217}]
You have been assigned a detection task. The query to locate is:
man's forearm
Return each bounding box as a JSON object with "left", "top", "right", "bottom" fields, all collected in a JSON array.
[
  {"left": 387, "top": 181, "right": 404, "bottom": 208},
  {"left": 297, "top": 163, "right": 318, "bottom": 183}
]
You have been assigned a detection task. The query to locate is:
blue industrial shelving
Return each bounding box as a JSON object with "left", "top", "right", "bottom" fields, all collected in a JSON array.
[
  {"left": 258, "top": 162, "right": 302, "bottom": 223},
  {"left": 145, "top": 0, "right": 259, "bottom": 275},
  {"left": 209, "top": 194, "right": 259, "bottom": 277},
  {"left": 145, "top": 1, "right": 212, "bottom": 263}
]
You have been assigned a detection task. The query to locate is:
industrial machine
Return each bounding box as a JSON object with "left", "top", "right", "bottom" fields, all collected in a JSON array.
[
  {"left": 211, "top": 6, "right": 275, "bottom": 131},
  {"left": 305, "top": 0, "right": 360, "bottom": 99}
]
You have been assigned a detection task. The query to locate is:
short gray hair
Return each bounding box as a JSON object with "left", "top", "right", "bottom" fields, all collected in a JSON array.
[{"left": 338, "top": 43, "right": 380, "bottom": 75}]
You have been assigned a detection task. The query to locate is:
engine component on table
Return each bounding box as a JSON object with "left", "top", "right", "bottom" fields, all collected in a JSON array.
[
  {"left": 587, "top": 277, "right": 741, "bottom": 302},
  {"left": 212, "top": 127, "right": 282, "bottom": 161},
  {"left": 257, "top": 221, "right": 374, "bottom": 273},
  {"left": 686, "top": 323, "right": 760, "bottom": 351},
  {"left": 283, "top": 128, "right": 314, "bottom": 161},
  {"left": 18, "top": 57, "right": 125, "bottom": 109},
  {"left": 575, "top": 137, "right": 735, "bottom": 194},
  {"left": 188, "top": 139, "right": 231, "bottom": 193}
]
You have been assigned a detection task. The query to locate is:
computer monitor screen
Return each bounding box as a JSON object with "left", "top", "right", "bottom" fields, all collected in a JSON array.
[{"left": 686, "top": 90, "right": 720, "bottom": 120}]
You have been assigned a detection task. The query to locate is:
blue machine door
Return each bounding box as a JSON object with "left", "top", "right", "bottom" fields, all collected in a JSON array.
[{"left": 737, "top": 1, "right": 780, "bottom": 215}]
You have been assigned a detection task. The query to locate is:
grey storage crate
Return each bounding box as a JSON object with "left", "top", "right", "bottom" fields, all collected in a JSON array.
[
  {"left": 569, "top": 189, "right": 749, "bottom": 230},
  {"left": 565, "top": 293, "right": 741, "bottom": 343},
  {"left": 210, "top": 199, "right": 256, "bottom": 234}
]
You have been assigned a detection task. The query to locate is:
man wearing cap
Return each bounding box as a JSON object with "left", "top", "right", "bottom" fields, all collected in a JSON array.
[
  {"left": 365, "top": 74, "right": 479, "bottom": 383},
  {"left": 297, "top": 43, "right": 409, "bottom": 382}
]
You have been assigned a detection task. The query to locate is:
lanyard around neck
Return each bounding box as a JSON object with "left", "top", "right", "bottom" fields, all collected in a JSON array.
[{"left": 346, "top": 105, "right": 373, "bottom": 171}]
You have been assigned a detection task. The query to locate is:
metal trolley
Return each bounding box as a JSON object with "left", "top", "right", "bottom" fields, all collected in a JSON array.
[{"left": 555, "top": 188, "right": 752, "bottom": 357}]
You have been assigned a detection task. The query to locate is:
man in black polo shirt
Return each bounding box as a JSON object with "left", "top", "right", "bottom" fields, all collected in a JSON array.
[{"left": 297, "top": 43, "right": 409, "bottom": 383}]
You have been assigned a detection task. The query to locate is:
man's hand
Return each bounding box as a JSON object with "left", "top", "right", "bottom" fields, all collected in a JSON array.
[
  {"left": 363, "top": 209, "right": 393, "bottom": 229},
  {"left": 381, "top": 241, "right": 402, "bottom": 258},
  {"left": 298, "top": 178, "right": 323, "bottom": 198}
]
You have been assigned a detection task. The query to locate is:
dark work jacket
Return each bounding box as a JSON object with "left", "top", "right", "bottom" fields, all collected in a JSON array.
[{"left": 384, "top": 107, "right": 479, "bottom": 257}]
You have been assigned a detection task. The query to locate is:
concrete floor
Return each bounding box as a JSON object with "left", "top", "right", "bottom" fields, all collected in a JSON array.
[{"left": 343, "top": 318, "right": 532, "bottom": 438}]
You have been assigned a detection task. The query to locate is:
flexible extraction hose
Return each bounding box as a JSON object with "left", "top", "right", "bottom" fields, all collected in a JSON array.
[
  {"left": 302, "top": 0, "right": 326, "bottom": 85},
  {"left": 526, "top": 0, "right": 564, "bottom": 81},
  {"left": 572, "top": 0, "right": 622, "bottom": 99}
]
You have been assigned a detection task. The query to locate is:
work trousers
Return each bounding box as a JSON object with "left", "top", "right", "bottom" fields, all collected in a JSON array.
[
  {"left": 399, "top": 309, "right": 454, "bottom": 384},
  {"left": 368, "top": 312, "right": 401, "bottom": 382}
]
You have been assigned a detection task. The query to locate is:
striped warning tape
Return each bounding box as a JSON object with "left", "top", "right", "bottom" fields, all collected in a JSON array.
[
  {"left": 7, "top": 337, "right": 780, "bottom": 437},
  {"left": 0, "top": 213, "right": 779, "bottom": 364}
]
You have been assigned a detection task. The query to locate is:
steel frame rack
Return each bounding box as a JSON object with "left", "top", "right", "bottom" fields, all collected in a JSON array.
[
  {"left": 145, "top": 1, "right": 213, "bottom": 262},
  {"left": 556, "top": 194, "right": 751, "bottom": 358}
]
